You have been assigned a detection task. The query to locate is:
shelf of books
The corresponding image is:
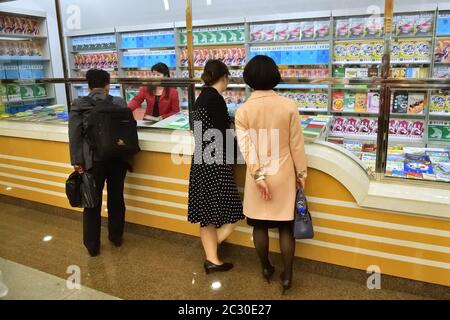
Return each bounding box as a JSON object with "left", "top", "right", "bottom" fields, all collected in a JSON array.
[
  {"left": 0, "top": 11, "right": 65, "bottom": 123},
  {"left": 67, "top": 32, "right": 121, "bottom": 100},
  {"left": 177, "top": 23, "right": 247, "bottom": 119}
]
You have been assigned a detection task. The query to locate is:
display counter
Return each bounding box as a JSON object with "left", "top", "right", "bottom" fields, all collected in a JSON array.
[{"left": 0, "top": 121, "right": 449, "bottom": 287}]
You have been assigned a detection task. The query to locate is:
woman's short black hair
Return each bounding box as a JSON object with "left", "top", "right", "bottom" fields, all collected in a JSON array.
[
  {"left": 86, "top": 69, "right": 110, "bottom": 89},
  {"left": 151, "top": 62, "right": 171, "bottom": 77},
  {"left": 244, "top": 55, "right": 281, "bottom": 90},
  {"left": 201, "top": 60, "right": 230, "bottom": 86}
]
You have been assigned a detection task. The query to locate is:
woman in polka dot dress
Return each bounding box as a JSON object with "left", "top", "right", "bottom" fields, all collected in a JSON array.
[{"left": 188, "top": 60, "right": 245, "bottom": 274}]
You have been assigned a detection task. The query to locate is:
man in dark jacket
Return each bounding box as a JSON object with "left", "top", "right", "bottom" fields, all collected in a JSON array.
[{"left": 69, "top": 69, "right": 129, "bottom": 257}]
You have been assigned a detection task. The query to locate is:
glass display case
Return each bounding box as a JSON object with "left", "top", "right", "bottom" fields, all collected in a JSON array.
[{"left": 1, "top": 3, "right": 450, "bottom": 184}]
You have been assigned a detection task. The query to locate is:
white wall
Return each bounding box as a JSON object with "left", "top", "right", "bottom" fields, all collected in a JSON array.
[
  {"left": 0, "top": 0, "right": 67, "bottom": 105},
  {"left": 59, "top": 0, "right": 443, "bottom": 32}
]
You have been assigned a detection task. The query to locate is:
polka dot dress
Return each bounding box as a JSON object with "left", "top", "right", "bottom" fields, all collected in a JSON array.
[{"left": 188, "top": 87, "right": 244, "bottom": 228}]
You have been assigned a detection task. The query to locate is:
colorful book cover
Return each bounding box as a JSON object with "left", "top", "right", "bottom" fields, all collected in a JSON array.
[
  {"left": 314, "top": 20, "right": 330, "bottom": 39},
  {"left": 287, "top": 23, "right": 301, "bottom": 41},
  {"left": 386, "top": 161, "right": 405, "bottom": 176},
  {"left": 343, "top": 117, "right": 359, "bottom": 133},
  {"left": 392, "top": 92, "right": 408, "bottom": 114},
  {"left": 275, "top": 23, "right": 289, "bottom": 42},
  {"left": 396, "top": 15, "right": 416, "bottom": 36},
  {"left": 349, "top": 18, "right": 365, "bottom": 38},
  {"left": 367, "top": 92, "right": 380, "bottom": 113},
  {"left": 334, "top": 42, "right": 347, "bottom": 62},
  {"left": 335, "top": 19, "right": 350, "bottom": 38},
  {"left": 437, "top": 14, "right": 450, "bottom": 36},
  {"left": 333, "top": 67, "right": 345, "bottom": 78},
  {"left": 365, "top": 17, "right": 383, "bottom": 38},
  {"left": 409, "top": 120, "right": 425, "bottom": 138},
  {"left": 400, "top": 40, "right": 416, "bottom": 61},
  {"left": 430, "top": 94, "right": 446, "bottom": 113},
  {"left": 300, "top": 21, "right": 315, "bottom": 40},
  {"left": 426, "top": 150, "right": 450, "bottom": 164},
  {"left": 434, "top": 162, "right": 450, "bottom": 182},
  {"left": 372, "top": 41, "right": 384, "bottom": 61},
  {"left": 415, "top": 40, "right": 431, "bottom": 62},
  {"left": 346, "top": 43, "right": 361, "bottom": 61},
  {"left": 391, "top": 42, "right": 401, "bottom": 61},
  {"left": 332, "top": 91, "right": 345, "bottom": 112},
  {"left": 407, "top": 93, "right": 425, "bottom": 114},
  {"left": 345, "top": 68, "right": 358, "bottom": 78},
  {"left": 404, "top": 153, "right": 433, "bottom": 174},
  {"left": 355, "top": 93, "right": 368, "bottom": 112},
  {"left": 434, "top": 39, "right": 450, "bottom": 63},
  {"left": 360, "top": 42, "right": 373, "bottom": 62},
  {"left": 344, "top": 92, "right": 356, "bottom": 112},
  {"left": 428, "top": 121, "right": 450, "bottom": 141},
  {"left": 415, "top": 14, "right": 434, "bottom": 36}
]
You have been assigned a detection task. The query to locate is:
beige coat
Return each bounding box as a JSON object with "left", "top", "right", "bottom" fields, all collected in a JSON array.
[{"left": 235, "top": 90, "right": 307, "bottom": 221}]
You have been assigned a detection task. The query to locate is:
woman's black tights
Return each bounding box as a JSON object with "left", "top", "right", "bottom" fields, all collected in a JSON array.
[{"left": 252, "top": 224, "right": 295, "bottom": 279}]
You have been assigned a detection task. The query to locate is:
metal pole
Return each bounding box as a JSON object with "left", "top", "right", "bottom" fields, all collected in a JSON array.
[
  {"left": 376, "top": 0, "right": 394, "bottom": 178},
  {"left": 186, "top": 0, "right": 196, "bottom": 129},
  {"left": 55, "top": 0, "right": 73, "bottom": 111}
]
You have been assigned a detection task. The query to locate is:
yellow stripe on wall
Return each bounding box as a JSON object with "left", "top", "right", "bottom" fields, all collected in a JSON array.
[{"left": 1, "top": 136, "right": 450, "bottom": 287}]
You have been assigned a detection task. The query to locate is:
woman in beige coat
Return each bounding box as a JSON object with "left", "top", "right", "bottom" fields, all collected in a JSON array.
[{"left": 235, "top": 56, "right": 307, "bottom": 294}]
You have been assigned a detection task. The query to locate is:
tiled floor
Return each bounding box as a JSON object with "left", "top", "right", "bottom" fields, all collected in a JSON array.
[
  {"left": 0, "top": 200, "right": 445, "bottom": 300},
  {"left": 0, "top": 258, "right": 119, "bottom": 300}
]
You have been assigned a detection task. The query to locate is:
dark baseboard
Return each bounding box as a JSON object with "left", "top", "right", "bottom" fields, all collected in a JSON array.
[{"left": 0, "top": 194, "right": 448, "bottom": 300}]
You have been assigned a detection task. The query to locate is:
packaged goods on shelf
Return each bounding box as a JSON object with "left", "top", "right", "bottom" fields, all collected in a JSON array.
[
  {"left": 279, "top": 67, "right": 329, "bottom": 79},
  {"left": 392, "top": 91, "right": 426, "bottom": 114},
  {"left": 434, "top": 38, "right": 450, "bottom": 63},
  {"left": 389, "top": 118, "right": 425, "bottom": 139},
  {"left": 430, "top": 93, "right": 450, "bottom": 114},
  {"left": 0, "top": 14, "right": 40, "bottom": 36},
  {"left": 391, "top": 67, "right": 429, "bottom": 79},
  {"left": 428, "top": 120, "right": 450, "bottom": 142},
  {"left": 330, "top": 116, "right": 378, "bottom": 136},
  {"left": 121, "top": 31, "right": 175, "bottom": 49},
  {"left": 335, "top": 16, "right": 384, "bottom": 39},
  {"left": 437, "top": 13, "right": 450, "bottom": 36},
  {"left": 279, "top": 90, "right": 328, "bottom": 111},
  {"left": 0, "top": 40, "right": 44, "bottom": 58},
  {"left": 74, "top": 52, "right": 118, "bottom": 70},
  {"left": 249, "top": 44, "right": 329, "bottom": 65},
  {"left": 180, "top": 47, "right": 246, "bottom": 67},
  {"left": 433, "top": 65, "right": 450, "bottom": 78},
  {"left": 354, "top": 93, "right": 368, "bottom": 112},
  {"left": 181, "top": 26, "right": 244, "bottom": 45},
  {"left": 72, "top": 34, "right": 116, "bottom": 51},
  {"left": 300, "top": 115, "right": 332, "bottom": 140},
  {"left": 332, "top": 91, "right": 345, "bottom": 112},
  {"left": 122, "top": 49, "right": 175, "bottom": 69},
  {"left": 407, "top": 93, "right": 426, "bottom": 114}
]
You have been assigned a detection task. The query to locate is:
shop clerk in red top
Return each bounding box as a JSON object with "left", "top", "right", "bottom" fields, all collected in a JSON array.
[{"left": 128, "top": 63, "right": 180, "bottom": 120}]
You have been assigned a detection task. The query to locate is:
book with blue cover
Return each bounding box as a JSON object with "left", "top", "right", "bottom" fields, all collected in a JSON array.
[{"left": 404, "top": 153, "right": 433, "bottom": 174}]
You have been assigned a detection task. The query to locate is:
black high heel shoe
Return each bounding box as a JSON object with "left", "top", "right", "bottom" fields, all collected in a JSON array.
[
  {"left": 204, "top": 260, "right": 233, "bottom": 274},
  {"left": 262, "top": 265, "right": 275, "bottom": 283},
  {"left": 280, "top": 272, "right": 292, "bottom": 295}
]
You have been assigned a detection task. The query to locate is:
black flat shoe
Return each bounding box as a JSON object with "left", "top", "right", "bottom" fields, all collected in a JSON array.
[
  {"left": 204, "top": 260, "right": 233, "bottom": 274},
  {"left": 280, "top": 272, "right": 292, "bottom": 295},
  {"left": 262, "top": 265, "right": 275, "bottom": 283},
  {"left": 87, "top": 247, "right": 100, "bottom": 257},
  {"left": 109, "top": 236, "right": 123, "bottom": 247}
]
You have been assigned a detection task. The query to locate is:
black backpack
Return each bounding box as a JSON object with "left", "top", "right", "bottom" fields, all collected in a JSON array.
[{"left": 82, "top": 95, "right": 140, "bottom": 160}]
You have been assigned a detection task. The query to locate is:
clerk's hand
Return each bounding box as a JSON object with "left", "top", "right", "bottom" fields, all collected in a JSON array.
[
  {"left": 256, "top": 180, "right": 271, "bottom": 201},
  {"left": 73, "top": 165, "right": 85, "bottom": 174}
]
